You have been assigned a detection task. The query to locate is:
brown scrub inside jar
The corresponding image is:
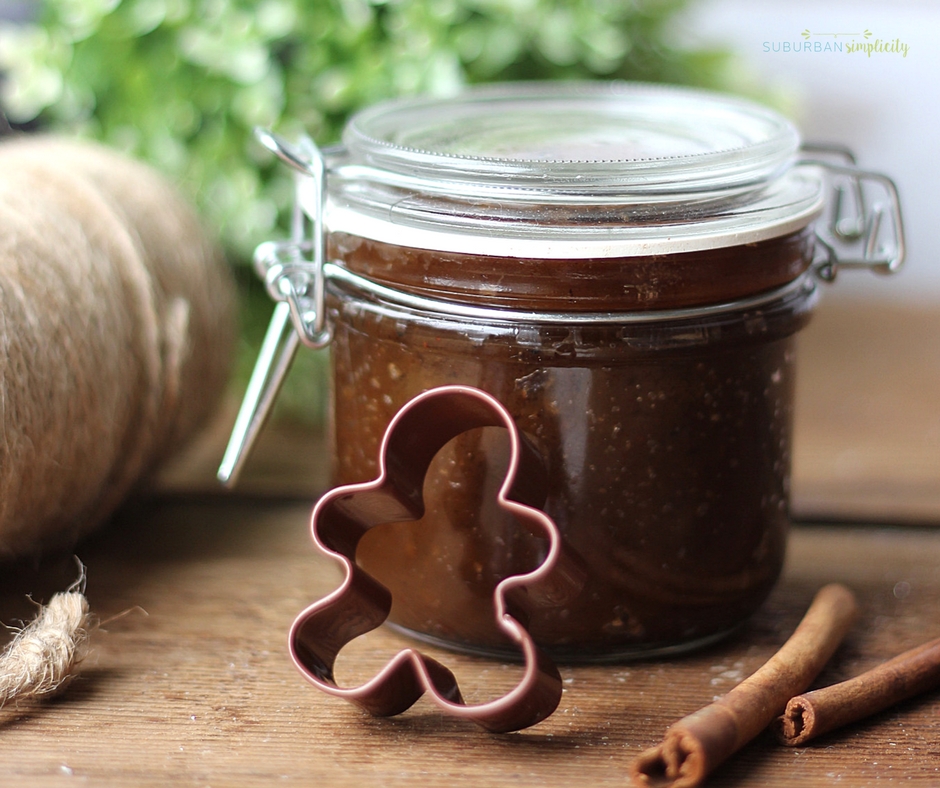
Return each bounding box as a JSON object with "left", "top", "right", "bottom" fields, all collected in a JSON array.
[
  {"left": 308, "top": 83, "right": 835, "bottom": 660},
  {"left": 328, "top": 238, "right": 816, "bottom": 660},
  {"left": 328, "top": 227, "right": 816, "bottom": 312},
  {"left": 228, "top": 82, "right": 902, "bottom": 663},
  {"left": 229, "top": 82, "right": 903, "bottom": 661}
]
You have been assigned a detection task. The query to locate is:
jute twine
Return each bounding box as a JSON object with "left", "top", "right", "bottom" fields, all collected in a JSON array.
[
  {"left": 0, "top": 135, "right": 236, "bottom": 557},
  {"left": 0, "top": 581, "right": 91, "bottom": 709}
]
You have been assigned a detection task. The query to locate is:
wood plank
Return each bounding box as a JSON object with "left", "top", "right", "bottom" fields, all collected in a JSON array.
[
  {"left": 1, "top": 497, "right": 938, "bottom": 786},
  {"left": 792, "top": 297, "right": 940, "bottom": 523}
]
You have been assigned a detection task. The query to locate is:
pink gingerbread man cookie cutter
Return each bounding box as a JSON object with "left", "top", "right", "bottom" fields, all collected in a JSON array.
[{"left": 289, "top": 384, "right": 584, "bottom": 733}]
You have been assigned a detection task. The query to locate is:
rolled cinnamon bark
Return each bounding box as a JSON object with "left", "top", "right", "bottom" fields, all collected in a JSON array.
[
  {"left": 630, "top": 584, "right": 858, "bottom": 788},
  {"left": 776, "top": 635, "right": 940, "bottom": 746}
]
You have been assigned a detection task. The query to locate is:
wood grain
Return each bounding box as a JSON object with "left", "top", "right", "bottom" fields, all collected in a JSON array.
[
  {"left": 0, "top": 497, "right": 938, "bottom": 786},
  {"left": 791, "top": 297, "right": 940, "bottom": 523}
]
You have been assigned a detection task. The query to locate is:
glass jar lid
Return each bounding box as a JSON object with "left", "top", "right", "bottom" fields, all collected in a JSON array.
[{"left": 309, "top": 81, "right": 824, "bottom": 258}]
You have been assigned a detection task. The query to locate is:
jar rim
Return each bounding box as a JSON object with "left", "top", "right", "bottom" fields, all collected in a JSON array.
[
  {"left": 342, "top": 81, "right": 800, "bottom": 196},
  {"left": 311, "top": 81, "right": 825, "bottom": 258},
  {"left": 325, "top": 262, "right": 817, "bottom": 326}
]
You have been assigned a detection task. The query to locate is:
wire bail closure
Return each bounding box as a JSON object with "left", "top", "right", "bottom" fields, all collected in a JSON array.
[
  {"left": 217, "top": 129, "right": 331, "bottom": 486},
  {"left": 218, "top": 132, "right": 906, "bottom": 488},
  {"left": 800, "top": 143, "right": 905, "bottom": 282},
  {"left": 253, "top": 128, "right": 332, "bottom": 349}
]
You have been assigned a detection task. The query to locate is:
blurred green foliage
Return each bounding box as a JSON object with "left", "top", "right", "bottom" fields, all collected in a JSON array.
[
  {"left": 0, "top": 0, "right": 733, "bottom": 262},
  {"left": 0, "top": 0, "right": 734, "bottom": 424}
]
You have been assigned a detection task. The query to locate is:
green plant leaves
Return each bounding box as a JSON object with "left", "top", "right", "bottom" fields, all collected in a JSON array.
[{"left": 1, "top": 0, "right": 730, "bottom": 262}]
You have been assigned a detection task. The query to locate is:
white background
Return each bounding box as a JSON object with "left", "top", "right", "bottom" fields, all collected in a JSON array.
[{"left": 679, "top": 0, "right": 940, "bottom": 303}]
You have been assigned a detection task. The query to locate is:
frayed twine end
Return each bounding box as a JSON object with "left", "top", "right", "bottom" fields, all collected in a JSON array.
[{"left": 0, "top": 571, "right": 92, "bottom": 708}]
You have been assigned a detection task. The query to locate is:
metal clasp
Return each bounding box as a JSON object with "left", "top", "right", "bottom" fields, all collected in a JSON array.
[
  {"left": 217, "top": 130, "right": 331, "bottom": 486},
  {"left": 799, "top": 144, "right": 905, "bottom": 282},
  {"left": 254, "top": 128, "right": 332, "bottom": 348}
]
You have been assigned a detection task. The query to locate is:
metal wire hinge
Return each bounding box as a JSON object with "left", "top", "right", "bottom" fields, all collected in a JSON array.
[
  {"left": 800, "top": 144, "right": 906, "bottom": 282},
  {"left": 217, "top": 130, "right": 331, "bottom": 487},
  {"left": 220, "top": 138, "right": 908, "bottom": 486}
]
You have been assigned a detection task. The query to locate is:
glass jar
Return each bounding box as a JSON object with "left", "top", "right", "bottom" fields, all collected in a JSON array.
[{"left": 223, "top": 82, "right": 904, "bottom": 661}]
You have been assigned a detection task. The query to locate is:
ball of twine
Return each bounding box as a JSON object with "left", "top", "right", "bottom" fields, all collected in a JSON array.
[{"left": 0, "top": 135, "right": 236, "bottom": 557}]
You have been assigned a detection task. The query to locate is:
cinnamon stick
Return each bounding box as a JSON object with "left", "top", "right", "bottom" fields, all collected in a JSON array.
[
  {"left": 630, "top": 584, "right": 858, "bottom": 788},
  {"left": 776, "top": 635, "right": 940, "bottom": 746}
]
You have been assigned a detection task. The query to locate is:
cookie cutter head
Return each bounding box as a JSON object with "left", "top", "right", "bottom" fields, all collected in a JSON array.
[{"left": 289, "top": 385, "right": 583, "bottom": 733}]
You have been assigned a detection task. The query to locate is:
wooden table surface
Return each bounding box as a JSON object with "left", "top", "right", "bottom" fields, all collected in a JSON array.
[{"left": 1, "top": 296, "right": 939, "bottom": 786}]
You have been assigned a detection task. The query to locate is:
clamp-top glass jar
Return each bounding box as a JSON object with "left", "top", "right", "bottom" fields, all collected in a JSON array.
[{"left": 223, "top": 82, "right": 904, "bottom": 661}]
